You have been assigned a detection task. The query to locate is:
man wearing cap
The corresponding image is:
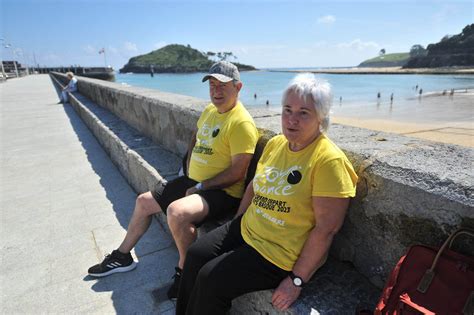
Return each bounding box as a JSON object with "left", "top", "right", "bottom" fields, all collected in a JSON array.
[{"left": 87, "top": 61, "right": 259, "bottom": 299}]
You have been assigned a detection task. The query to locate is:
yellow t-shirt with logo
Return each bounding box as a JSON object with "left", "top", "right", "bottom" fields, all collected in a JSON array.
[
  {"left": 189, "top": 101, "right": 259, "bottom": 198},
  {"left": 240, "top": 134, "right": 358, "bottom": 271}
]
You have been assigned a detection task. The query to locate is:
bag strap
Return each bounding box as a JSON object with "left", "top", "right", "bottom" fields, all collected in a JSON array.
[{"left": 417, "top": 227, "right": 474, "bottom": 293}]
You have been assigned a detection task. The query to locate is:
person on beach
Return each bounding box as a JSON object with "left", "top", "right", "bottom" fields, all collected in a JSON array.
[
  {"left": 58, "top": 72, "right": 77, "bottom": 103},
  {"left": 87, "top": 61, "right": 259, "bottom": 300},
  {"left": 175, "top": 73, "right": 358, "bottom": 314}
]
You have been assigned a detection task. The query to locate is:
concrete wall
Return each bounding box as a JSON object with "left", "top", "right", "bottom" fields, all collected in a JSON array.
[
  {"left": 51, "top": 72, "right": 474, "bottom": 288},
  {"left": 53, "top": 72, "right": 207, "bottom": 156}
]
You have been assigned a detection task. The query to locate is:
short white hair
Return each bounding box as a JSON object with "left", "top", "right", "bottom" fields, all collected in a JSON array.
[{"left": 281, "top": 73, "right": 333, "bottom": 132}]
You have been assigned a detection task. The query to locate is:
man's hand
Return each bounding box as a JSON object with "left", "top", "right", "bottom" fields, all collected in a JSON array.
[
  {"left": 185, "top": 186, "right": 199, "bottom": 196},
  {"left": 271, "top": 276, "right": 301, "bottom": 311}
]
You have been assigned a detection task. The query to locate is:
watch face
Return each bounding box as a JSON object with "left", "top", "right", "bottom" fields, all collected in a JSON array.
[{"left": 293, "top": 277, "right": 302, "bottom": 286}]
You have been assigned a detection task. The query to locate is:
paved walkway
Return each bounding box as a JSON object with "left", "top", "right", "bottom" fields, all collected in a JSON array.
[{"left": 1, "top": 75, "right": 178, "bottom": 314}]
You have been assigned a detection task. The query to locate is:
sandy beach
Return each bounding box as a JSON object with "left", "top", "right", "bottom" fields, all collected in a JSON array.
[
  {"left": 331, "top": 90, "right": 473, "bottom": 147},
  {"left": 271, "top": 66, "right": 474, "bottom": 75}
]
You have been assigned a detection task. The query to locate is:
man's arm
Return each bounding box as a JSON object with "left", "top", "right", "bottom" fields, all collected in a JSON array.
[
  {"left": 185, "top": 130, "right": 197, "bottom": 176},
  {"left": 271, "top": 196, "right": 350, "bottom": 311},
  {"left": 186, "top": 153, "right": 253, "bottom": 195}
]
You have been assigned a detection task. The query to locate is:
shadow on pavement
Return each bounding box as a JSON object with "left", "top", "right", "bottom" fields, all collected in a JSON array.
[{"left": 58, "top": 95, "right": 177, "bottom": 314}]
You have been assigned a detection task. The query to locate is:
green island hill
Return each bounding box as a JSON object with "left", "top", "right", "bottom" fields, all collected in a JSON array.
[
  {"left": 358, "top": 53, "right": 410, "bottom": 68},
  {"left": 119, "top": 44, "right": 256, "bottom": 74},
  {"left": 358, "top": 23, "right": 474, "bottom": 69}
]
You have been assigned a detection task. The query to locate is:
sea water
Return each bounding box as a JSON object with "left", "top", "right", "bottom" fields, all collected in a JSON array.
[{"left": 115, "top": 70, "right": 474, "bottom": 109}]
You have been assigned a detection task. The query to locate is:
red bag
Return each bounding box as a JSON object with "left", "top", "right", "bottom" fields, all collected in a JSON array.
[{"left": 375, "top": 228, "right": 474, "bottom": 314}]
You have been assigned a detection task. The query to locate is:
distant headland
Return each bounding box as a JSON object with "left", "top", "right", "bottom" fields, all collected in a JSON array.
[
  {"left": 358, "top": 23, "right": 474, "bottom": 69},
  {"left": 119, "top": 44, "right": 256, "bottom": 74}
]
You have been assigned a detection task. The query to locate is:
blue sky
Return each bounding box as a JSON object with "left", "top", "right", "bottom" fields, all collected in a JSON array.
[{"left": 1, "top": 0, "right": 472, "bottom": 69}]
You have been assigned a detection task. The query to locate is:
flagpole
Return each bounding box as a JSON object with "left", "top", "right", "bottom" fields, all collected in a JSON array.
[
  {"left": 99, "top": 48, "right": 107, "bottom": 68},
  {"left": 103, "top": 50, "right": 107, "bottom": 68}
]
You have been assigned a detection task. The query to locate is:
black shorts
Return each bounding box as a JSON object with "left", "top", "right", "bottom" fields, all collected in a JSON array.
[{"left": 151, "top": 175, "right": 241, "bottom": 222}]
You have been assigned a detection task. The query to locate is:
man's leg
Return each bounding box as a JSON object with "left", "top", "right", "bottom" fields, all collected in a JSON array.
[
  {"left": 87, "top": 191, "right": 163, "bottom": 277},
  {"left": 88, "top": 176, "right": 196, "bottom": 277},
  {"left": 118, "top": 191, "right": 162, "bottom": 253},
  {"left": 166, "top": 194, "right": 209, "bottom": 270}
]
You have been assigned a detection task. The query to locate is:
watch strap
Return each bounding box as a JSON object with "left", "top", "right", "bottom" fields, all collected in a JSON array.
[{"left": 289, "top": 271, "right": 305, "bottom": 287}]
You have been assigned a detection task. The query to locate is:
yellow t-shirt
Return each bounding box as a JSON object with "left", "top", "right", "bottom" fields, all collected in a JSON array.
[
  {"left": 240, "top": 134, "right": 358, "bottom": 270},
  {"left": 189, "top": 101, "right": 259, "bottom": 198}
]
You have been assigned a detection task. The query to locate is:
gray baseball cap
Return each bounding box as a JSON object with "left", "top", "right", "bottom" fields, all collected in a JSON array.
[{"left": 202, "top": 61, "right": 240, "bottom": 83}]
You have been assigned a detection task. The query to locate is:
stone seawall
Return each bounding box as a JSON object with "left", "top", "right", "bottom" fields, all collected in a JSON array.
[{"left": 51, "top": 72, "right": 473, "bottom": 289}]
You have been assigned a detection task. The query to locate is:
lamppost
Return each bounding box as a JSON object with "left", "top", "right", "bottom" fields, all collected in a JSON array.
[{"left": 0, "top": 38, "right": 6, "bottom": 80}]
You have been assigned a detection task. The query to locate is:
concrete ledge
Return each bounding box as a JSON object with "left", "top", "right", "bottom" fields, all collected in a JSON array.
[
  {"left": 51, "top": 74, "right": 380, "bottom": 313},
  {"left": 50, "top": 74, "right": 181, "bottom": 235},
  {"left": 231, "top": 257, "right": 381, "bottom": 314},
  {"left": 52, "top": 72, "right": 206, "bottom": 156},
  {"left": 50, "top": 72, "right": 473, "bottom": 313}
]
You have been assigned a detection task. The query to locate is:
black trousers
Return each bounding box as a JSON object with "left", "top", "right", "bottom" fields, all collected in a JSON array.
[{"left": 176, "top": 215, "right": 289, "bottom": 315}]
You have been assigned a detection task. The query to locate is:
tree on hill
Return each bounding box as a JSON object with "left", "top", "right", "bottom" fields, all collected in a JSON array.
[
  {"left": 409, "top": 45, "right": 427, "bottom": 57},
  {"left": 206, "top": 51, "right": 238, "bottom": 62},
  {"left": 379, "top": 48, "right": 386, "bottom": 56}
]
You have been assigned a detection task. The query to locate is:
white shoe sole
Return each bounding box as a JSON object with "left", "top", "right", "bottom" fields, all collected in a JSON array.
[{"left": 88, "top": 261, "right": 137, "bottom": 277}]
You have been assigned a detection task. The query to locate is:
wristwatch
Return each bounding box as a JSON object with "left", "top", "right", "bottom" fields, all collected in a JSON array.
[{"left": 289, "top": 271, "right": 305, "bottom": 287}]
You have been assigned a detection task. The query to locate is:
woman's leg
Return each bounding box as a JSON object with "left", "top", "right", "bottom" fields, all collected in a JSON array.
[
  {"left": 185, "top": 243, "right": 288, "bottom": 315},
  {"left": 61, "top": 90, "right": 68, "bottom": 103},
  {"left": 176, "top": 216, "right": 245, "bottom": 315}
]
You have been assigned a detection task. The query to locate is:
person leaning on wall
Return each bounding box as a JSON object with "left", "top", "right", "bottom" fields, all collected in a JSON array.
[
  {"left": 175, "top": 73, "right": 359, "bottom": 315},
  {"left": 58, "top": 72, "right": 77, "bottom": 104},
  {"left": 87, "top": 61, "right": 259, "bottom": 301}
]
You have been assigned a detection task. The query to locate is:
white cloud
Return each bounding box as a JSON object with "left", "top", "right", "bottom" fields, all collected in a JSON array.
[
  {"left": 82, "top": 45, "right": 97, "bottom": 54},
  {"left": 108, "top": 46, "right": 118, "bottom": 54},
  {"left": 123, "top": 41, "right": 138, "bottom": 52},
  {"left": 222, "top": 44, "right": 286, "bottom": 56},
  {"left": 312, "top": 41, "right": 328, "bottom": 48},
  {"left": 336, "top": 39, "right": 379, "bottom": 51},
  {"left": 317, "top": 15, "right": 336, "bottom": 24}
]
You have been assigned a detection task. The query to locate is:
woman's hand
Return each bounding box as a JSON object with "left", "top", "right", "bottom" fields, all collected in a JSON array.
[{"left": 271, "top": 276, "right": 301, "bottom": 311}]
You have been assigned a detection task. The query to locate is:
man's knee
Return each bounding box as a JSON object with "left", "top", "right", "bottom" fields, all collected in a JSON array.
[
  {"left": 135, "top": 191, "right": 161, "bottom": 216},
  {"left": 166, "top": 201, "right": 189, "bottom": 226}
]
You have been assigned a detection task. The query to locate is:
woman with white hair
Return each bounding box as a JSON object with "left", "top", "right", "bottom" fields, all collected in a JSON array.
[
  {"left": 176, "top": 73, "right": 358, "bottom": 314},
  {"left": 58, "top": 72, "right": 77, "bottom": 103}
]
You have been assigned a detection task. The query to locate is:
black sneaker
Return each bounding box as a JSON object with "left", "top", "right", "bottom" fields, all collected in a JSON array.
[
  {"left": 167, "top": 267, "right": 182, "bottom": 300},
  {"left": 88, "top": 250, "right": 137, "bottom": 277}
]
